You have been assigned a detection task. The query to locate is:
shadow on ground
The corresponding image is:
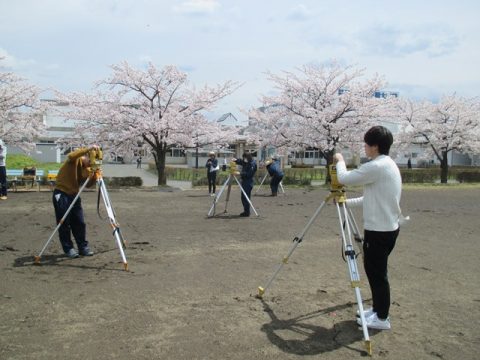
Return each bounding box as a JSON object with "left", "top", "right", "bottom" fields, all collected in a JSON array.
[{"left": 261, "top": 300, "right": 371, "bottom": 356}]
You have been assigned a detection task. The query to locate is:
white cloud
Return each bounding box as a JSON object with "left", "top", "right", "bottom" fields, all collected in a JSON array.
[
  {"left": 173, "top": 0, "right": 220, "bottom": 15},
  {"left": 0, "top": 48, "right": 36, "bottom": 70},
  {"left": 357, "top": 24, "right": 460, "bottom": 58},
  {"left": 286, "top": 4, "right": 313, "bottom": 22}
]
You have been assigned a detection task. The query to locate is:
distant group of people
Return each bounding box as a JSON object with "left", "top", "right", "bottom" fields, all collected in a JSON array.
[{"left": 205, "top": 151, "right": 285, "bottom": 216}]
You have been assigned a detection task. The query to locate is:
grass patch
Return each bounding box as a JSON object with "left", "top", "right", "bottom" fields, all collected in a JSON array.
[{"left": 6, "top": 154, "right": 61, "bottom": 172}]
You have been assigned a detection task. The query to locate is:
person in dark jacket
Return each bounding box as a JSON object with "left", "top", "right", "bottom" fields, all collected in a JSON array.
[
  {"left": 0, "top": 139, "right": 7, "bottom": 200},
  {"left": 206, "top": 151, "right": 219, "bottom": 196},
  {"left": 233, "top": 152, "right": 257, "bottom": 217},
  {"left": 266, "top": 157, "right": 284, "bottom": 196}
]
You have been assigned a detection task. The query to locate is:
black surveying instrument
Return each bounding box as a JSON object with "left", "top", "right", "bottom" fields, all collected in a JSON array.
[
  {"left": 207, "top": 160, "right": 259, "bottom": 217},
  {"left": 34, "top": 148, "right": 129, "bottom": 271},
  {"left": 256, "top": 164, "right": 373, "bottom": 355}
]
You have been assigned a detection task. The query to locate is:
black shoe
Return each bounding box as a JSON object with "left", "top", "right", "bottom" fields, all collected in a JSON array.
[
  {"left": 79, "top": 247, "right": 94, "bottom": 256},
  {"left": 239, "top": 212, "right": 250, "bottom": 217}
]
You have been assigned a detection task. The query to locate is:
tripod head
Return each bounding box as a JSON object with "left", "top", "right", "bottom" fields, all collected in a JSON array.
[
  {"left": 87, "top": 148, "right": 103, "bottom": 174},
  {"left": 228, "top": 160, "right": 240, "bottom": 175},
  {"left": 328, "top": 164, "right": 346, "bottom": 203}
]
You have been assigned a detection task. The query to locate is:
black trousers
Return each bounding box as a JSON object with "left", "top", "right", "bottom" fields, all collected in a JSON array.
[
  {"left": 52, "top": 189, "right": 88, "bottom": 253},
  {"left": 207, "top": 171, "right": 217, "bottom": 193},
  {"left": 0, "top": 166, "right": 6, "bottom": 196},
  {"left": 240, "top": 181, "right": 253, "bottom": 215},
  {"left": 363, "top": 228, "right": 399, "bottom": 319},
  {"left": 270, "top": 174, "right": 283, "bottom": 194}
]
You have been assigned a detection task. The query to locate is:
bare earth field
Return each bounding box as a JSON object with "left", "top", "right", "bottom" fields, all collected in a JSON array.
[{"left": 1, "top": 185, "right": 479, "bottom": 360}]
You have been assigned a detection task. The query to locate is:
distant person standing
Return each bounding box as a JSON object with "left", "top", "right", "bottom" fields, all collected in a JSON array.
[
  {"left": 0, "top": 139, "right": 7, "bottom": 200},
  {"left": 266, "top": 156, "right": 284, "bottom": 196},
  {"left": 206, "top": 151, "right": 219, "bottom": 196},
  {"left": 233, "top": 152, "right": 257, "bottom": 217},
  {"left": 137, "top": 156, "right": 142, "bottom": 169}
]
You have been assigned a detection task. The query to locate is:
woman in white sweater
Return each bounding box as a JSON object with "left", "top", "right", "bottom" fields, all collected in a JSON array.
[{"left": 333, "top": 126, "right": 402, "bottom": 331}]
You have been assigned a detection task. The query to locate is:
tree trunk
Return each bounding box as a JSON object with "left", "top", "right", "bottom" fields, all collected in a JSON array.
[
  {"left": 440, "top": 151, "right": 449, "bottom": 184},
  {"left": 152, "top": 146, "right": 168, "bottom": 186},
  {"left": 195, "top": 145, "right": 199, "bottom": 169},
  {"left": 324, "top": 150, "right": 334, "bottom": 185}
]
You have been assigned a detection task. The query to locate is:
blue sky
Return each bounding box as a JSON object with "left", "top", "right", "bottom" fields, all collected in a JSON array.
[{"left": 1, "top": 0, "right": 479, "bottom": 122}]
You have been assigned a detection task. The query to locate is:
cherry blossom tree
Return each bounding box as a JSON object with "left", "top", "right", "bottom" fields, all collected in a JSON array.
[
  {"left": 0, "top": 58, "right": 45, "bottom": 149},
  {"left": 395, "top": 95, "right": 480, "bottom": 183},
  {"left": 248, "top": 61, "right": 392, "bottom": 176},
  {"left": 59, "top": 61, "right": 240, "bottom": 185}
]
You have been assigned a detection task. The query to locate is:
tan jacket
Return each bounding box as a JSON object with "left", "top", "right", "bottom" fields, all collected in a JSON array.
[{"left": 55, "top": 148, "right": 95, "bottom": 195}]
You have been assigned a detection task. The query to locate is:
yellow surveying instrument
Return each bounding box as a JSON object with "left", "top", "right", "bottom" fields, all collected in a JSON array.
[
  {"left": 208, "top": 160, "right": 259, "bottom": 217},
  {"left": 34, "top": 147, "right": 129, "bottom": 271},
  {"left": 256, "top": 163, "right": 372, "bottom": 355}
]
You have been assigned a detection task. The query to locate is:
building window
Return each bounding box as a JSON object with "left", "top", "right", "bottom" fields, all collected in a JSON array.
[{"left": 171, "top": 148, "right": 185, "bottom": 157}]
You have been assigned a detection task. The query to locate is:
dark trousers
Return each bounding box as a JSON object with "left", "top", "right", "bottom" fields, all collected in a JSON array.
[
  {"left": 52, "top": 189, "right": 88, "bottom": 253},
  {"left": 0, "top": 166, "right": 6, "bottom": 196},
  {"left": 270, "top": 175, "right": 283, "bottom": 194},
  {"left": 207, "top": 171, "right": 217, "bottom": 193},
  {"left": 240, "top": 181, "right": 253, "bottom": 215},
  {"left": 363, "top": 228, "right": 399, "bottom": 319}
]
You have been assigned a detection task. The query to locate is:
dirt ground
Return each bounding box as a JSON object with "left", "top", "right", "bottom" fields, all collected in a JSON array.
[{"left": 0, "top": 185, "right": 479, "bottom": 360}]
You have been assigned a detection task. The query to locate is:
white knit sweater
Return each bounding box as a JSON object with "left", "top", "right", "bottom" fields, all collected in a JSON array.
[
  {"left": 0, "top": 140, "right": 6, "bottom": 167},
  {"left": 335, "top": 155, "right": 402, "bottom": 231}
]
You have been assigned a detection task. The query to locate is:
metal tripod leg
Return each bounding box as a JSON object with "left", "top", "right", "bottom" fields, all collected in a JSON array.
[
  {"left": 279, "top": 181, "right": 285, "bottom": 194},
  {"left": 208, "top": 175, "right": 231, "bottom": 217},
  {"left": 208, "top": 175, "right": 259, "bottom": 217},
  {"left": 224, "top": 175, "right": 234, "bottom": 213},
  {"left": 254, "top": 173, "right": 268, "bottom": 195},
  {"left": 34, "top": 178, "right": 91, "bottom": 264},
  {"left": 335, "top": 202, "right": 371, "bottom": 355},
  {"left": 347, "top": 207, "right": 363, "bottom": 243},
  {"left": 257, "top": 197, "right": 328, "bottom": 298},
  {"left": 232, "top": 175, "right": 259, "bottom": 216},
  {"left": 97, "top": 177, "right": 129, "bottom": 271}
]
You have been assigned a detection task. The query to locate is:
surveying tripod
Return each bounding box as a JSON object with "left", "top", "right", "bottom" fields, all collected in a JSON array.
[
  {"left": 256, "top": 165, "right": 373, "bottom": 355},
  {"left": 254, "top": 172, "right": 285, "bottom": 196},
  {"left": 208, "top": 160, "right": 259, "bottom": 217},
  {"left": 34, "top": 149, "right": 129, "bottom": 271}
]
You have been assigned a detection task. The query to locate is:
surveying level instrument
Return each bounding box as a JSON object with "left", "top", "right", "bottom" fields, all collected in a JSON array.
[
  {"left": 254, "top": 172, "right": 285, "bottom": 196},
  {"left": 34, "top": 148, "right": 129, "bottom": 271},
  {"left": 208, "top": 160, "right": 259, "bottom": 217},
  {"left": 256, "top": 164, "right": 372, "bottom": 355}
]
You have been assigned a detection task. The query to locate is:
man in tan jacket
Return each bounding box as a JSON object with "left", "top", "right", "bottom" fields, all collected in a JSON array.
[{"left": 53, "top": 145, "right": 99, "bottom": 258}]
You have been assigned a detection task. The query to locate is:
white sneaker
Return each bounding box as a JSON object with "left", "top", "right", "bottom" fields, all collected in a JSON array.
[
  {"left": 357, "top": 313, "right": 391, "bottom": 330},
  {"left": 210, "top": 193, "right": 216, "bottom": 197},
  {"left": 356, "top": 307, "right": 374, "bottom": 319}
]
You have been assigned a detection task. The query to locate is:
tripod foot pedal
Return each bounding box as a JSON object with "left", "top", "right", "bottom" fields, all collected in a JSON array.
[
  {"left": 365, "top": 340, "right": 372, "bottom": 356},
  {"left": 33, "top": 256, "right": 41, "bottom": 265},
  {"left": 256, "top": 286, "right": 265, "bottom": 299}
]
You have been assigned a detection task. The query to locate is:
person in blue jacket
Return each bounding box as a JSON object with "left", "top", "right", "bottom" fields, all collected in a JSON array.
[
  {"left": 233, "top": 152, "right": 257, "bottom": 217},
  {"left": 266, "top": 157, "right": 284, "bottom": 196}
]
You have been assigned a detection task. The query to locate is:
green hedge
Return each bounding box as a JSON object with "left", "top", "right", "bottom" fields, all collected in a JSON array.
[
  {"left": 190, "top": 168, "right": 326, "bottom": 186},
  {"left": 400, "top": 168, "right": 480, "bottom": 183},
  {"left": 102, "top": 176, "right": 143, "bottom": 187}
]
